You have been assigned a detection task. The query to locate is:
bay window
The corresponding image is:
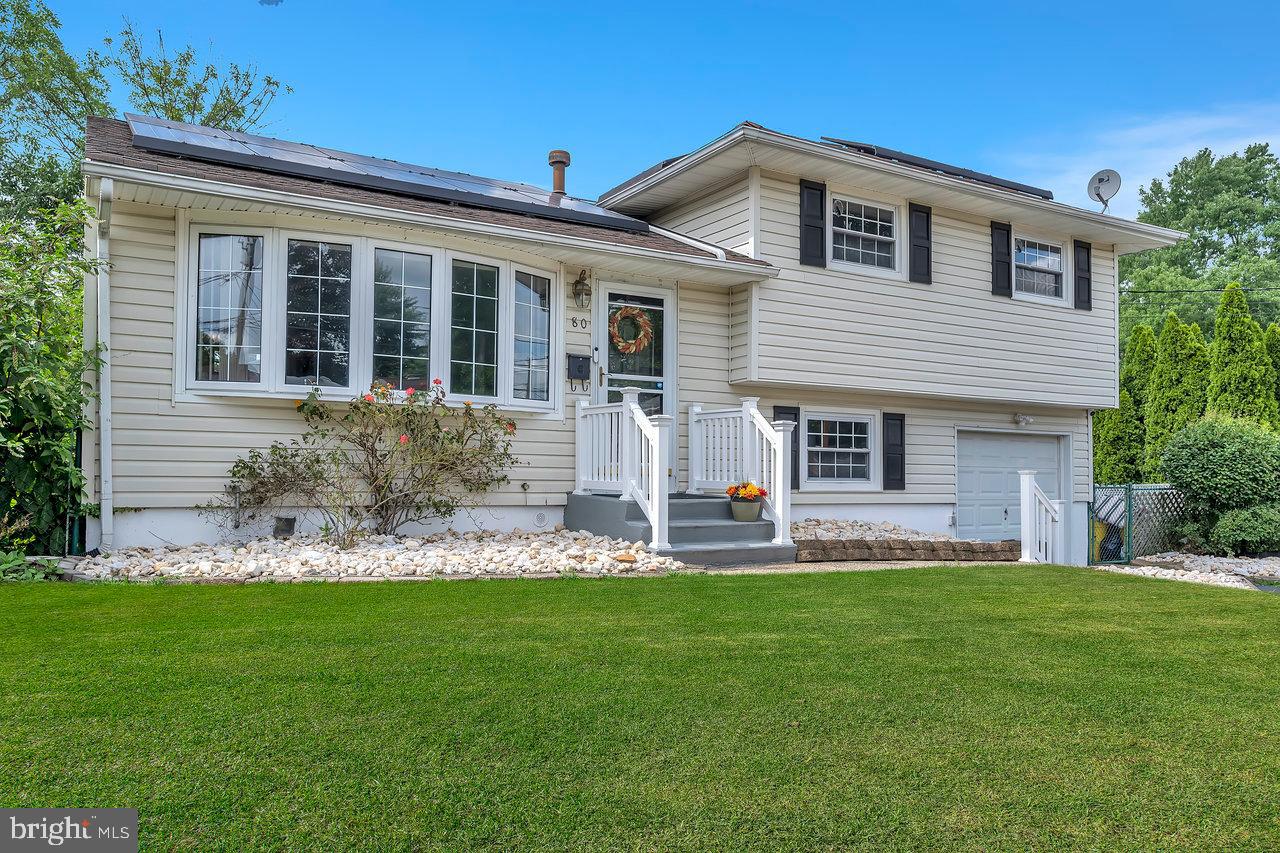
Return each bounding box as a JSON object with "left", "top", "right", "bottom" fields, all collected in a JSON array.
[
  {"left": 181, "top": 223, "right": 558, "bottom": 410},
  {"left": 195, "top": 233, "right": 264, "bottom": 383}
]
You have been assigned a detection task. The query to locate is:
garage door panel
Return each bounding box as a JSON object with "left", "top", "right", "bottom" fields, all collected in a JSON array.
[{"left": 957, "top": 432, "right": 1061, "bottom": 541}]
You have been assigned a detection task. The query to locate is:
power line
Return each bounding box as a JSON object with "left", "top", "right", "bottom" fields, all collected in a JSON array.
[{"left": 1123, "top": 285, "right": 1280, "bottom": 295}]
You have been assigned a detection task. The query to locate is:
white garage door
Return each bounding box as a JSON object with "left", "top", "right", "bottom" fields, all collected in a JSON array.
[{"left": 956, "top": 432, "right": 1062, "bottom": 541}]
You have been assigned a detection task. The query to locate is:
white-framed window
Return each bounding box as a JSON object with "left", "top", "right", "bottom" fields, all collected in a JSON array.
[
  {"left": 800, "top": 410, "right": 880, "bottom": 490},
  {"left": 179, "top": 222, "right": 559, "bottom": 412},
  {"left": 830, "top": 195, "right": 897, "bottom": 272},
  {"left": 1013, "top": 236, "right": 1066, "bottom": 302}
]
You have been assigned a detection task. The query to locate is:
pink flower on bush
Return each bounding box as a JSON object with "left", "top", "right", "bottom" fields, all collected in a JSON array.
[
  {"left": 432, "top": 377, "right": 443, "bottom": 385},
  {"left": 405, "top": 387, "right": 416, "bottom": 395},
  {"left": 363, "top": 393, "right": 374, "bottom": 403},
  {"left": 398, "top": 434, "right": 409, "bottom": 445}
]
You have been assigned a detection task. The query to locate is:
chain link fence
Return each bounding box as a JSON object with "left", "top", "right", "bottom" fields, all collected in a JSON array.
[{"left": 1089, "top": 484, "right": 1187, "bottom": 564}]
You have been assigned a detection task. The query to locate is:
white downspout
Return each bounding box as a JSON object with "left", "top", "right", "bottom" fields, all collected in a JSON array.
[{"left": 95, "top": 178, "right": 114, "bottom": 552}]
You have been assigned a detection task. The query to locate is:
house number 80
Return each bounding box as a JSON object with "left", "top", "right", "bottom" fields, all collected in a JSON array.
[{"left": 571, "top": 317, "right": 590, "bottom": 329}]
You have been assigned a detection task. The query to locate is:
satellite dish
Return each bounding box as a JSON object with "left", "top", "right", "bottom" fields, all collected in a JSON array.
[{"left": 1088, "top": 169, "right": 1121, "bottom": 213}]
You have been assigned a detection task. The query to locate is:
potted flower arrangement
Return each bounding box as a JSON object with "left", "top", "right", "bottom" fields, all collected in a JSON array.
[{"left": 725, "top": 481, "right": 767, "bottom": 522}]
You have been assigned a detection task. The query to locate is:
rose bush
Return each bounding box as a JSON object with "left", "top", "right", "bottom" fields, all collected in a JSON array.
[{"left": 203, "top": 381, "right": 518, "bottom": 547}]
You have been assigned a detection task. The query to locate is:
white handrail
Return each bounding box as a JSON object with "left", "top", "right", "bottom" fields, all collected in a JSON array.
[
  {"left": 574, "top": 399, "right": 626, "bottom": 494},
  {"left": 1019, "top": 470, "right": 1063, "bottom": 563},
  {"left": 688, "top": 397, "right": 793, "bottom": 546},
  {"left": 621, "top": 389, "right": 670, "bottom": 550}
]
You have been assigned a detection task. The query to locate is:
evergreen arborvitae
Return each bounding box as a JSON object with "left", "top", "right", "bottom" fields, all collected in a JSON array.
[
  {"left": 1265, "top": 322, "right": 1280, "bottom": 410},
  {"left": 1144, "top": 312, "right": 1210, "bottom": 480},
  {"left": 1093, "top": 390, "right": 1143, "bottom": 484},
  {"left": 1119, "top": 324, "right": 1158, "bottom": 414},
  {"left": 1207, "top": 283, "right": 1279, "bottom": 425}
]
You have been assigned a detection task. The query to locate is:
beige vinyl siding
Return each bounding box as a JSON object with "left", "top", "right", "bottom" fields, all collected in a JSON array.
[
  {"left": 675, "top": 283, "right": 1092, "bottom": 503},
  {"left": 753, "top": 170, "right": 1119, "bottom": 409},
  {"left": 97, "top": 200, "right": 590, "bottom": 510},
  {"left": 651, "top": 176, "right": 753, "bottom": 255}
]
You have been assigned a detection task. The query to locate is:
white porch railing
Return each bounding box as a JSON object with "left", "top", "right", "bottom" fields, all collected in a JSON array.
[
  {"left": 688, "top": 397, "right": 794, "bottom": 546},
  {"left": 574, "top": 389, "right": 671, "bottom": 550},
  {"left": 1019, "top": 470, "right": 1065, "bottom": 563}
]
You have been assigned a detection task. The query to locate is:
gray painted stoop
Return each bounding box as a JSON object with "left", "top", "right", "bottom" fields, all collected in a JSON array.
[{"left": 564, "top": 493, "right": 797, "bottom": 566}]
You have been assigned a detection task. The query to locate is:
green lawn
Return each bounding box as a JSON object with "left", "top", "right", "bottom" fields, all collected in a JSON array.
[{"left": 2, "top": 566, "right": 1278, "bottom": 851}]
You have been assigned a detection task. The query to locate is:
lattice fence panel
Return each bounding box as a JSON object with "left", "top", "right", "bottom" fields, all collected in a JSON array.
[{"left": 1130, "top": 485, "right": 1187, "bottom": 558}]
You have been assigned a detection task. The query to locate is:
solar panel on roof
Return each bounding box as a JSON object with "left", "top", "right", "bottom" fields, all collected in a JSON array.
[{"left": 126, "top": 113, "right": 648, "bottom": 232}]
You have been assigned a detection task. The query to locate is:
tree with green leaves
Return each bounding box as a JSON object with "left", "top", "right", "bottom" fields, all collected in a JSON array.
[
  {"left": 1118, "top": 144, "right": 1280, "bottom": 344},
  {"left": 1119, "top": 324, "right": 1158, "bottom": 413},
  {"left": 0, "top": 200, "right": 100, "bottom": 553},
  {"left": 0, "top": 1, "right": 290, "bottom": 220},
  {"left": 1144, "top": 312, "right": 1210, "bottom": 480},
  {"left": 1093, "top": 390, "right": 1144, "bottom": 485},
  {"left": 1206, "top": 282, "right": 1278, "bottom": 425},
  {"left": 1264, "top": 322, "right": 1280, "bottom": 409}
]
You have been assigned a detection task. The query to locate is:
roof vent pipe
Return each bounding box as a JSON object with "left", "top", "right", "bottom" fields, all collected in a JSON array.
[{"left": 548, "top": 149, "right": 570, "bottom": 197}]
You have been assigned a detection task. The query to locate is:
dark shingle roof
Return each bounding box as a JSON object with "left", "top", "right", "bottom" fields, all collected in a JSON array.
[{"left": 84, "top": 117, "right": 766, "bottom": 267}]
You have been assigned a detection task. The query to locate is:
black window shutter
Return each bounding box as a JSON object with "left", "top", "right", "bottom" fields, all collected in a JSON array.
[
  {"left": 773, "top": 405, "right": 801, "bottom": 490},
  {"left": 1073, "top": 239, "right": 1092, "bottom": 311},
  {"left": 882, "top": 413, "right": 906, "bottom": 491},
  {"left": 799, "top": 180, "right": 826, "bottom": 268},
  {"left": 908, "top": 203, "right": 932, "bottom": 284},
  {"left": 991, "top": 221, "right": 1012, "bottom": 297}
]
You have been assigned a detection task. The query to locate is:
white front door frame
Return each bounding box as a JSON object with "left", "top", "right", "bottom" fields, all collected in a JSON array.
[{"left": 593, "top": 279, "right": 678, "bottom": 488}]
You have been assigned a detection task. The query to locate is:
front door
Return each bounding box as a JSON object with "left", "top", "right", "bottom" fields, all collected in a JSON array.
[{"left": 600, "top": 288, "right": 671, "bottom": 415}]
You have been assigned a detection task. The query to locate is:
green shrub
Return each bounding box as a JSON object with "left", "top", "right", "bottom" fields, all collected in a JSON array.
[
  {"left": 1160, "top": 416, "right": 1280, "bottom": 517},
  {"left": 1209, "top": 502, "right": 1280, "bottom": 556},
  {"left": 1093, "top": 390, "right": 1143, "bottom": 484},
  {"left": 0, "top": 201, "right": 100, "bottom": 555},
  {"left": 1206, "top": 283, "right": 1279, "bottom": 425},
  {"left": 1144, "top": 313, "right": 1209, "bottom": 480},
  {"left": 202, "top": 382, "right": 519, "bottom": 547}
]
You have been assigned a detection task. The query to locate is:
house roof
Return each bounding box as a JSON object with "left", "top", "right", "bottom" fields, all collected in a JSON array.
[
  {"left": 599, "top": 122, "right": 1185, "bottom": 255},
  {"left": 82, "top": 116, "right": 769, "bottom": 269}
]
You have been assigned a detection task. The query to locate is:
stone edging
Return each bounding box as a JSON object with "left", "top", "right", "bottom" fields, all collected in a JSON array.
[{"left": 794, "top": 538, "right": 1020, "bottom": 563}]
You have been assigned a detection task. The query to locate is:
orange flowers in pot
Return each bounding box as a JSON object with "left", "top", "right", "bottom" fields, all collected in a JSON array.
[{"left": 725, "top": 481, "right": 767, "bottom": 502}]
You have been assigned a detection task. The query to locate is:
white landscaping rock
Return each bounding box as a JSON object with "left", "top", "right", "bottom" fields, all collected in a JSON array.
[
  {"left": 789, "top": 517, "right": 956, "bottom": 542},
  {"left": 1096, "top": 562, "right": 1255, "bottom": 590},
  {"left": 75, "top": 528, "right": 684, "bottom": 583}
]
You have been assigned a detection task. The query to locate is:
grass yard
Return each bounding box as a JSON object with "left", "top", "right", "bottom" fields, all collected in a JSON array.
[{"left": 2, "top": 565, "right": 1278, "bottom": 851}]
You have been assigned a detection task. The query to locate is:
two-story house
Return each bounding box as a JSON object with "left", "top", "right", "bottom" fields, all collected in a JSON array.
[{"left": 80, "top": 115, "right": 1181, "bottom": 564}]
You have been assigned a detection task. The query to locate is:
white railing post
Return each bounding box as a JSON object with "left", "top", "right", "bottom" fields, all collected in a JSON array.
[
  {"left": 1051, "top": 500, "right": 1066, "bottom": 564},
  {"left": 687, "top": 405, "right": 703, "bottom": 494},
  {"left": 649, "top": 414, "right": 673, "bottom": 550},
  {"left": 741, "top": 397, "right": 760, "bottom": 484},
  {"left": 771, "top": 419, "right": 795, "bottom": 545},
  {"left": 619, "top": 388, "right": 639, "bottom": 501},
  {"left": 1019, "top": 470, "right": 1037, "bottom": 562},
  {"left": 574, "top": 399, "right": 589, "bottom": 495}
]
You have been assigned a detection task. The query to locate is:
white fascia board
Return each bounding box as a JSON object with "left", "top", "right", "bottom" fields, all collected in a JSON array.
[
  {"left": 602, "top": 126, "right": 1186, "bottom": 251},
  {"left": 80, "top": 159, "right": 779, "bottom": 282}
]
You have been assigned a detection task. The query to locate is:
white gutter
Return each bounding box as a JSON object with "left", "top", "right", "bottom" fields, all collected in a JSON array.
[
  {"left": 79, "top": 160, "right": 779, "bottom": 281},
  {"left": 648, "top": 223, "right": 726, "bottom": 260},
  {"left": 601, "top": 125, "right": 1187, "bottom": 249},
  {"left": 95, "top": 177, "right": 114, "bottom": 552}
]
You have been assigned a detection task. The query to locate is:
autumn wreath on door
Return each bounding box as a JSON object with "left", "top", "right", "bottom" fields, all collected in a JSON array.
[{"left": 608, "top": 306, "right": 654, "bottom": 355}]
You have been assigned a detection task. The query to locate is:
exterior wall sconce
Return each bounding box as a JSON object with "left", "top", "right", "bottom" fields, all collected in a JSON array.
[
  {"left": 1012, "top": 413, "right": 1036, "bottom": 427},
  {"left": 572, "top": 270, "right": 591, "bottom": 309}
]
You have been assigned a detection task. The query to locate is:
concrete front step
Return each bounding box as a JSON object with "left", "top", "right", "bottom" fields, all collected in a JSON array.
[
  {"left": 664, "top": 542, "right": 798, "bottom": 566},
  {"left": 564, "top": 492, "right": 787, "bottom": 560}
]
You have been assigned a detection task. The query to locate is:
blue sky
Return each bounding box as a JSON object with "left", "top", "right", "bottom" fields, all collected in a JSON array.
[{"left": 52, "top": 0, "right": 1280, "bottom": 217}]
